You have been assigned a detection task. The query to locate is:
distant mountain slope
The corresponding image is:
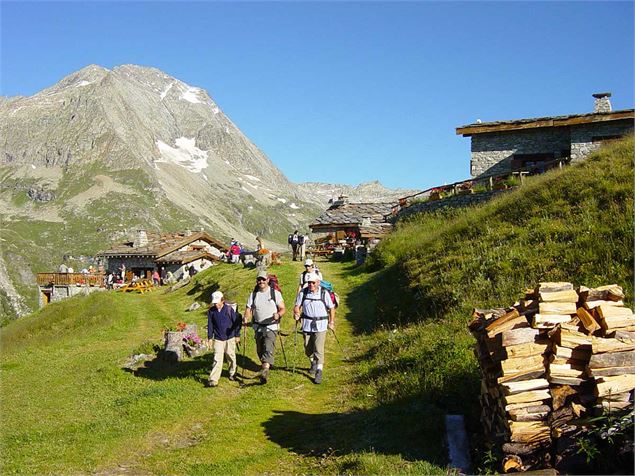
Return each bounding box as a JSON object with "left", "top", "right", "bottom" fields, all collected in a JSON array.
[
  {"left": 0, "top": 64, "right": 409, "bottom": 321},
  {"left": 297, "top": 180, "right": 419, "bottom": 205},
  {"left": 0, "top": 64, "right": 322, "bottom": 320}
]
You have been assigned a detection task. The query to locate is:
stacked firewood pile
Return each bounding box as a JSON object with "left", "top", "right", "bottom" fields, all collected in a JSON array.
[{"left": 469, "top": 282, "right": 635, "bottom": 472}]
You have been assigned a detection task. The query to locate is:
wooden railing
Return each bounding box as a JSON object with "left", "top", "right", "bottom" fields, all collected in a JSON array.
[
  {"left": 387, "top": 159, "right": 568, "bottom": 218},
  {"left": 36, "top": 273, "right": 104, "bottom": 287}
]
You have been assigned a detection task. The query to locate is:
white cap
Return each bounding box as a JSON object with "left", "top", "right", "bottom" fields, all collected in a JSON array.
[
  {"left": 304, "top": 272, "right": 320, "bottom": 283},
  {"left": 211, "top": 291, "right": 223, "bottom": 304},
  {"left": 304, "top": 258, "right": 314, "bottom": 266}
]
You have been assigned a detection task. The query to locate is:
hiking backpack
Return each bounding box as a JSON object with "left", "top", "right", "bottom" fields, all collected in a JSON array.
[
  {"left": 301, "top": 282, "right": 339, "bottom": 310},
  {"left": 297, "top": 235, "right": 305, "bottom": 245}
]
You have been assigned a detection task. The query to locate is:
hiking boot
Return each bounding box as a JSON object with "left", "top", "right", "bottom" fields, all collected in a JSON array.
[
  {"left": 228, "top": 374, "right": 236, "bottom": 382},
  {"left": 309, "top": 361, "right": 317, "bottom": 375},
  {"left": 206, "top": 380, "right": 218, "bottom": 388},
  {"left": 259, "top": 368, "right": 269, "bottom": 384},
  {"left": 314, "top": 369, "right": 323, "bottom": 384}
]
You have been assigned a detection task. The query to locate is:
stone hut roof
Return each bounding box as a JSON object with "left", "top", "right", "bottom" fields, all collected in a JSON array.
[
  {"left": 97, "top": 231, "right": 227, "bottom": 258},
  {"left": 155, "top": 250, "right": 219, "bottom": 265},
  {"left": 310, "top": 202, "right": 395, "bottom": 228},
  {"left": 456, "top": 109, "right": 634, "bottom": 136}
]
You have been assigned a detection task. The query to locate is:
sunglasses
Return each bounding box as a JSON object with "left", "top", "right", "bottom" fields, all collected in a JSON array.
[
  {"left": 257, "top": 277, "right": 267, "bottom": 282},
  {"left": 307, "top": 281, "right": 317, "bottom": 284}
]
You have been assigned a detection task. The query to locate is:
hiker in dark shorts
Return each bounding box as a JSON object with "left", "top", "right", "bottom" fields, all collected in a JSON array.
[{"left": 244, "top": 270, "right": 286, "bottom": 384}]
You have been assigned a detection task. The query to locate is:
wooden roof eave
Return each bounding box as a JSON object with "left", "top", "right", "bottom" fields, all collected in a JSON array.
[
  {"left": 456, "top": 110, "right": 635, "bottom": 136},
  {"left": 154, "top": 232, "right": 228, "bottom": 258}
]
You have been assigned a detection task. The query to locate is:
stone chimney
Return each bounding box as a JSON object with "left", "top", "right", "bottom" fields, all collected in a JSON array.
[
  {"left": 133, "top": 229, "right": 148, "bottom": 248},
  {"left": 592, "top": 92, "right": 612, "bottom": 113},
  {"left": 333, "top": 195, "right": 349, "bottom": 206},
  {"left": 361, "top": 216, "right": 372, "bottom": 227}
]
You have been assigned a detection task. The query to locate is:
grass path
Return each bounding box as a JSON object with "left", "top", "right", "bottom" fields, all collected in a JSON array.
[{"left": 1, "top": 260, "right": 447, "bottom": 475}]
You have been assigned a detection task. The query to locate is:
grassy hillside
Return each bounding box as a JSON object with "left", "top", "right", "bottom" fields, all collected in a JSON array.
[
  {"left": 0, "top": 260, "right": 448, "bottom": 475},
  {"left": 363, "top": 135, "right": 634, "bottom": 468},
  {"left": 1, "top": 137, "right": 632, "bottom": 474}
]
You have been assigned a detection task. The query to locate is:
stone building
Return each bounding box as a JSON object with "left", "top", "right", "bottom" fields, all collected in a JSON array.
[
  {"left": 456, "top": 93, "right": 634, "bottom": 177},
  {"left": 309, "top": 196, "right": 395, "bottom": 242},
  {"left": 97, "top": 230, "right": 228, "bottom": 281}
]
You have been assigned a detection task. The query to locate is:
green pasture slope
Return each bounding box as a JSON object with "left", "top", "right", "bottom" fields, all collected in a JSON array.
[
  {"left": 0, "top": 260, "right": 447, "bottom": 475},
  {"left": 1, "top": 136, "right": 633, "bottom": 474}
]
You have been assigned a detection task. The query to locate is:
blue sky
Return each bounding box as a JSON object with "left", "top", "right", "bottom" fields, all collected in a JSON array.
[{"left": 2, "top": 1, "right": 633, "bottom": 190}]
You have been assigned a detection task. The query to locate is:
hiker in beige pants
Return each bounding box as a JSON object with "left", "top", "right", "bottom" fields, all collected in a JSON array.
[{"left": 206, "top": 291, "right": 241, "bottom": 387}]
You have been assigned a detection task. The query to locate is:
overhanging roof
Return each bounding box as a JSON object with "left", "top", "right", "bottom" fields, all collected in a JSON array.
[
  {"left": 456, "top": 109, "right": 634, "bottom": 136},
  {"left": 310, "top": 202, "right": 395, "bottom": 229},
  {"left": 97, "top": 231, "right": 227, "bottom": 258}
]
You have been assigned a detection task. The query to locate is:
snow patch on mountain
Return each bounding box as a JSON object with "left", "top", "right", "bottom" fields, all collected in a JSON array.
[
  {"left": 155, "top": 137, "right": 208, "bottom": 173},
  {"left": 180, "top": 86, "right": 203, "bottom": 104}
]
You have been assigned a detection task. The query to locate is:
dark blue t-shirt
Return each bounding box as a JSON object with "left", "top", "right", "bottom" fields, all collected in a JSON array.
[{"left": 207, "top": 304, "right": 241, "bottom": 341}]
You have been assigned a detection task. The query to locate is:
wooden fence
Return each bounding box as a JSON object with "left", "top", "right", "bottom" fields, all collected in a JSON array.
[{"left": 36, "top": 273, "right": 104, "bottom": 287}]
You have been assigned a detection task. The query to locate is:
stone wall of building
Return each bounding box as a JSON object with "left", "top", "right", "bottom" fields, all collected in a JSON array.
[
  {"left": 470, "top": 128, "right": 570, "bottom": 177},
  {"left": 39, "top": 284, "right": 105, "bottom": 308},
  {"left": 105, "top": 257, "right": 156, "bottom": 274},
  {"left": 397, "top": 189, "right": 510, "bottom": 220},
  {"left": 470, "top": 121, "right": 633, "bottom": 177},
  {"left": 570, "top": 120, "right": 633, "bottom": 162}
]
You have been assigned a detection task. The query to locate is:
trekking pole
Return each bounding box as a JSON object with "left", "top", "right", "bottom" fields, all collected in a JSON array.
[
  {"left": 292, "top": 320, "right": 298, "bottom": 374},
  {"left": 278, "top": 332, "right": 289, "bottom": 369},
  {"left": 241, "top": 322, "right": 248, "bottom": 380},
  {"left": 329, "top": 328, "right": 349, "bottom": 362}
]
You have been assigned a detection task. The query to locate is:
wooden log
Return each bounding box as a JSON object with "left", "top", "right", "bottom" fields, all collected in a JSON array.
[
  {"left": 547, "top": 376, "right": 586, "bottom": 386},
  {"left": 549, "top": 325, "right": 592, "bottom": 349},
  {"left": 508, "top": 404, "right": 551, "bottom": 416},
  {"left": 589, "top": 284, "right": 625, "bottom": 301},
  {"left": 596, "top": 305, "right": 634, "bottom": 320},
  {"left": 592, "top": 335, "right": 635, "bottom": 354},
  {"left": 505, "top": 400, "right": 550, "bottom": 412},
  {"left": 502, "top": 442, "right": 548, "bottom": 456},
  {"left": 552, "top": 344, "right": 591, "bottom": 361},
  {"left": 538, "top": 282, "right": 574, "bottom": 293},
  {"left": 503, "top": 378, "right": 549, "bottom": 395},
  {"left": 533, "top": 314, "right": 573, "bottom": 328},
  {"left": 600, "top": 400, "right": 633, "bottom": 411},
  {"left": 600, "top": 391, "right": 633, "bottom": 402},
  {"left": 539, "top": 302, "right": 577, "bottom": 315},
  {"left": 595, "top": 374, "right": 635, "bottom": 397},
  {"left": 589, "top": 350, "right": 635, "bottom": 368},
  {"left": 576, "top": 307, "right": 601, "bottom": 334},
  {"left": 585, "top": 299, "right": 625, "bottom": 309},
  {"left": 502, "top": 327, "right": 541, "bottom": 347},
  {"left": 588, "top": 366, "right": 635, "bottom": 377},
  {"left": 509, "top": 412, "right": 549, "bottom": 422},
  {"left": 486, "top": 310, "right": 529, "bottom": 338},
  {"left": 498, "top": 367, "right": 546, "bottom": 384},
  {"left": 539, "top": 289, "right": 579, "bottom": 303},
  {"left": 501, "top": 354, "right": 546, "bottom": 375},
  {"left": 549, "top": 364, "right": 585, "bottom": 378},
  {"left": 505, "top": 341, "right": 550, "bottom": 359},
  {"left": 504, "top": 389, "right": 551, "bottom": 404},
  {"left": 550, "top": 355, "right": 588, "bottom": 367}
]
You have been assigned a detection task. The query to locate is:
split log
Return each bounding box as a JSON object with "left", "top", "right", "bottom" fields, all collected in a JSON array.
[
  {"left": 486, "top": 310, "right": 529, "bottom": 338},
  {"left": 498, "top": 367, "right": 546, "bottom": 384},
  {"left": 504, "top": 389, "right": 552, "bottom": 404},
  {"left": 595, "top": 374, "right": 635, "bottom": 397},
  {"left": 585, "top": 299, "right": 625, "bottom": 309},
  {"left": 502, "top": 442, "right": 548, "bottom": 456},
  {"left": 592, "top": 335, "right": 635, "bottom": 354},
  {"left": 576, "top": 307, "right": 601, "bottom": 334},
  {"left": 508, "top": 404, "right": 551, "bottom": 416},
  {"left": 502, "top": 454, "right": 523, "bottom": 473},
  {"left": 502, "top": 327, "right": 541, "bottom": 346},
  {"left": 600, "top": 400, "right": 633, "bottom": 411},
  {"left": 505, "top": 400, "right": 550, "bottom": 412},
  {"left": 589, "top": 350, "right": 635, "bottom": 368},
  {"left": 538, "top": 282, "right": 574, "bottom": 293},
  {"left": 533, "top": 314, "right": 573, "bottom": 328},
  {"left": 552, "top": 344, "right": 591, "bottom": 361},
  {"left": 547, "top": 376, "right": 585, "bottom": 386},
  {"left": 539, "top": 302, "right": 577, "bottom": 315},
  {"left": 539, "top": 289, "right": 579, "bottom": 303},
  {"left": 503, "top": 379, "right": 549, "bottom": 395},
  {"left": 550, "top": 385, "right": 577, "bottom": 410},
  {"left": 509, "top": 411, "right": 549, "bottom": 422},
  {"left": 501, "top": 354, "right": 546, "bottom": 375},
  {"left": 549, "top": 326, "right": 592, "bottom": 349},
  {"left": 505, "top": 341, "right": 550, "bottom": 359}
]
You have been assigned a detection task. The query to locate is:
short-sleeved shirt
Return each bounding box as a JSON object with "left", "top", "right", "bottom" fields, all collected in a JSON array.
[
  {"left": 298, "top": 269, "right": 323, "bottom": 288},
  {"left": 246, "top": 288, "right": 284, "bottom": 331},
  {"left": 294, "top": 287, "right": 334, "bottom": 333}
]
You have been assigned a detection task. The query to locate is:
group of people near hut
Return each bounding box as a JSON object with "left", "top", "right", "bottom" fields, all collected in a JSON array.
[{"left": 206, "top": 259, "right": 334, "bottom": 387}]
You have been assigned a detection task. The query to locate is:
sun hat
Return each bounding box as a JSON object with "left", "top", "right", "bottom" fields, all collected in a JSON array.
[
  {"left": 256, "top": 270, "right": 268, "bottom": 280},
  {"left": 304, "top": 258, "right": 314, "bottom": 266},
  {"left": 211, "top": 291, "right": 224, "bottom": 304}
]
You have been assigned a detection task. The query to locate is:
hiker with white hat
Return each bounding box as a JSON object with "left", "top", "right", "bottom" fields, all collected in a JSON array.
[
  {"left": 243, "top": 270, "right": 286, "bottom": 384},
  {"left": 206, "top": 290, "right": 241, "bottom": 387},
  {"left": 293, "top": 272, "right": 335, "bottom": 384},
  {"left": 297, "top": 258, "right": 323, "bottom": 293}
]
